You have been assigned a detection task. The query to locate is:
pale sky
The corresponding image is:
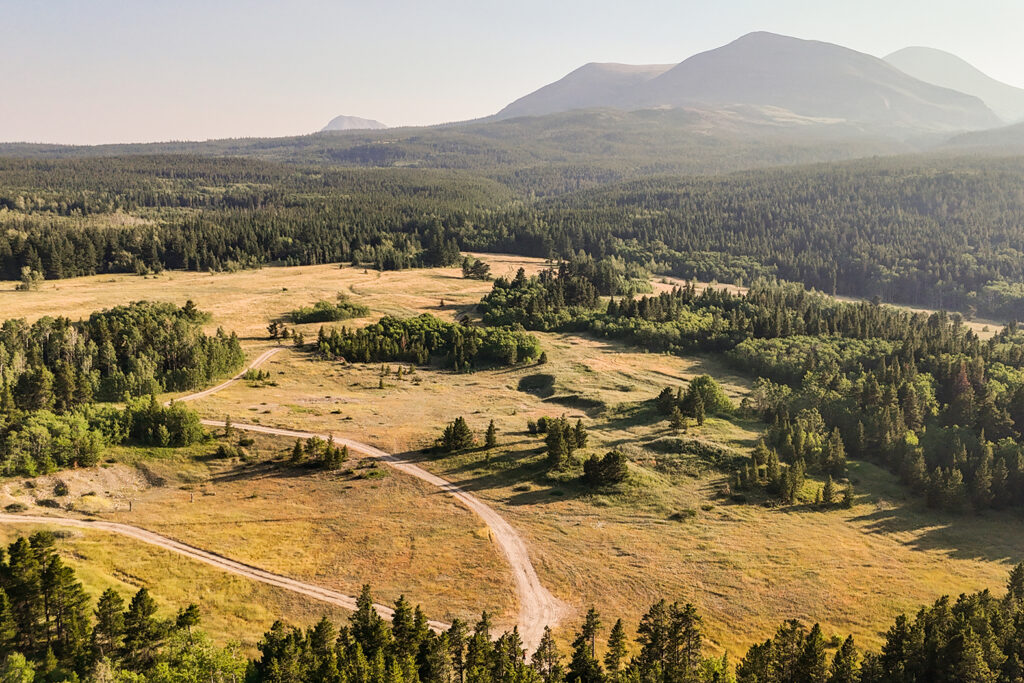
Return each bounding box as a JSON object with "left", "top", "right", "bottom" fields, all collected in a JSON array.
[{"left": 2, "top": 0, "right": 1023, "bottom": 145}]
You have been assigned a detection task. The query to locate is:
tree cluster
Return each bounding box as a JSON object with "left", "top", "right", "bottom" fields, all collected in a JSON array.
[{"left": 316, "top": 315, "right": 541, "bottom": 371}]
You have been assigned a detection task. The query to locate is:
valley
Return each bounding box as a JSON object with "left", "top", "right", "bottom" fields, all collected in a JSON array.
[{"left": 2, "top": 255, "right": 1023, "bottom": 661}]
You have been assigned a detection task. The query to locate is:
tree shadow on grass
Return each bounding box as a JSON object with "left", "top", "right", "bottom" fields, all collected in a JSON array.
[
  {"left": 847, "top": 503, "right": 1024, "bottom": 565},
  {"left": 393, "top": 445, "right": 589, "bottom": 507}
]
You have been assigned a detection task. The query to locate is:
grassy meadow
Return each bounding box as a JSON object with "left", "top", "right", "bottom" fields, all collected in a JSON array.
[{"left": 1, "top": 254, "right": 1022, "bottom": 656}]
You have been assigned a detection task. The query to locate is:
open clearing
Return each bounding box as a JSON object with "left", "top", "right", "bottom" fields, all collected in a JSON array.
[{"left": 1, "top": 254, "right": 1022, "bottom": 655}]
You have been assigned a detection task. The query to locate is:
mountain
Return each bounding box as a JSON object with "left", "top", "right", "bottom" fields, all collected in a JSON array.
[
  {"left": 495, "top": 63, "right": 672, "bottom": 119},
  {"left": 321, "top": 115, "right": 387, "bottom": 132},
  {"left": 494, "top": 32, "right": 1000, "bottom": 135},
  {"left": 884, "top": 47, "right": 1024, "bottom": 123}
]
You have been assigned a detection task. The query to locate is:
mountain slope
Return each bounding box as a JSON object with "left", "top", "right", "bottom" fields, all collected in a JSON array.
[
  {"left": 495, "top": 63, "right": 672, "bottom": 119},
  {"left": 884, "top": 47, "right": 1024, "bottom": 123},
  {"left": 629, "top": 32, "right": 999, "bottom": 133},
  {"left": 322, "top": 115, "right": 387, "bottom": 132}
]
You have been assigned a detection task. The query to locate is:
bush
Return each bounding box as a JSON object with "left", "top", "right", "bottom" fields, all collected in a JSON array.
[
  {"left": 4, "top": 503, "right": 27, "bottom": 513},
  {"left": 53, "top": 481, "right": 70, "bottom": 497}
]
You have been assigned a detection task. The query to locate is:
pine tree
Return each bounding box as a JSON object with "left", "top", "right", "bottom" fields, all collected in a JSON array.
[
  {"left": 796, "top": 623, "right": 828, "bottom": 683},
  {"left": 693, "top": 394, "right": 706, "bottom": 426},
  {"left": 485, "top": 420, "right": 497, "bottom": 450},
  {"left": 546, "top": 423, "right": 569, "bottom": 469},
  {"left": 573, "top": 419, "right": 588, "bottom": 449},
  {"left": 122, "top": 587, "right": 163, "bottom": 670},
  {"left": 842, "top": 482, "right": 855, "bottom": 509},
  {"left": 828, "top": 635, "right": 859, "bottom": 683},
  {"left": 823, "top": 476, "right": 836, "bottom": 506},
  {"left": 532, "top": 625, "right": 562, "bottom": 682},
  {"left": 669, "top": 405, "right": 685, "bottom": 432},
  {"left": 290, "top": 439, "right": 304, "bottom": 464},
  {"left": 656, "top": 386, "right": 676, "bottom": 415},
  {"left": 604, "top": 618, "right": 627, "bottom": 677},
  {"left": 175, "top": 604, "right": 200, "bottom": 643}
]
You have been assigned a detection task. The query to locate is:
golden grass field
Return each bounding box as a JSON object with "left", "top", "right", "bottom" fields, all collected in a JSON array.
[{"left": 1, "top": 254, "right": 1023, "bottom": 657}]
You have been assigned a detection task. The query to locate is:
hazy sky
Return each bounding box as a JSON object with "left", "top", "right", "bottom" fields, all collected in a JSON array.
[{"left": 2, "top": 0, "right": 1023, "bottom": 144}]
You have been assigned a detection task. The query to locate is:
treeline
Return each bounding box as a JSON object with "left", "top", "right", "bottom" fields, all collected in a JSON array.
[
  {"left": 0, "top": 157, "right": 501, "bottom": 278},
  {"left": 7, "top": 155, "right": 1024, "bottom": 319},
  {"left": 315, "top": 315, "right": 541, "bottom": 371},
  {"left": 254, "top": 562, "right": 1024, "bottom": 683},
  {"left": 480, "top": 266, "right": 1024, "bottom": 512},
  {"left": 466, "top": 157, "right": 1024, "bottom": 318}
]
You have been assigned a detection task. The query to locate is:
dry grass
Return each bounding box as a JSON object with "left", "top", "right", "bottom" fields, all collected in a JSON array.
[
  {"left": 1, "top": 255, "right": 1022, "bottom": 657},
  {"left": 0, "top": 522, "right": 353, "bottom": 655}
]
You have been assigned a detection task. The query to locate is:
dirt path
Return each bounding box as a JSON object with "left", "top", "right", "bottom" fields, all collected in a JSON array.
[
  {"left": 171, "top": 347, "right": 283, "bottom": 404},
  {"left": 0, "top": 513, "right": 447, "bottom": 631},
  {"left": 16, "top": 346, "right": 567, "bottom": 649},
  {"left": 201, "top": 418, "right": 567, "bottom": 650}
]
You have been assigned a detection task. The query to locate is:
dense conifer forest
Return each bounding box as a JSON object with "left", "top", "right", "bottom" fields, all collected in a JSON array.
[
  {"left": 5, "top": 156, "right": 1024, "bottom": 317},
  {"left": 315, "top": 315, "right": 541, "bottom": 370}
]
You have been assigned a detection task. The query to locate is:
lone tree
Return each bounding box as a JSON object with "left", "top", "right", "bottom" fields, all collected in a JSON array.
[{"left": 485, "top": 420, "right": 498, "bottom": 449}]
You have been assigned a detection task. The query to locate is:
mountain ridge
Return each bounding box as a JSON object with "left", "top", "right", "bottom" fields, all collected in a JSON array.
[{"left": 493, "top": 32, "right": 1000, "bottom": 136}]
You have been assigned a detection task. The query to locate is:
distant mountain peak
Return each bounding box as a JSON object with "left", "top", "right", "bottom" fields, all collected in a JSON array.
[
  {"left": 321, "top": 115, "right": 387, "bottom": 132},
  {"left": 884, "top": 46, "right": 1024, "bottom": 123},
  {"left": 494, "top": 32, "right": 1001, "bottom": 136}
]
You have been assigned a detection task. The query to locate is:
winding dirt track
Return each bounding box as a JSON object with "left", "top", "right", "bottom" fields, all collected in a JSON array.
[
  {"left": 0, "top": 513, "right": 447, "bottom": 631},
  {"left": 4, "top": 347, "right": 566, "bottom": 649}
]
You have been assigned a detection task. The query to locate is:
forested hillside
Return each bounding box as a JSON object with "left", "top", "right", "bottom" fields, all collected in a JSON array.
[
  {"left": 4, "top": 155, "right": 1024, "bottom": 318},
  {"left": 469, "top": 157, "right": 1024, "bottom": 318}
]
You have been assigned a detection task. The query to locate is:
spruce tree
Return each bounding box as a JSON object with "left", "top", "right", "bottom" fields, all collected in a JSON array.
[
  {"left": 485, "top": 420, "right": 497, "bottom": 450},
  {"left": 828, "top": 635, "right": 859, "bottom": 683},
  {"left": 573, "top": 419, "right": 588, "bottom": 449},
  {"left": 604, "top": 618, "right": 627, "bottom": 676},
  {"left": 823, "top": 476, "right": 836, "bottom": 506}
]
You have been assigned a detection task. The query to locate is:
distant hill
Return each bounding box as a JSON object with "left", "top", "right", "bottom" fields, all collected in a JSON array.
[
  {"left": 321, "top": 115, "right": 387, "bottom": 132},
  {"left": 494, "top": 32, "right": 1000, "bottom": 136},
  {"left": 495, "top": 63, "right": 672, "bottom": 119},
  {"left": 885, "top": 47, "right": 1024, "bottom": 123},
  {"left": 945, "top": 120, "right": 1024, "bottom": 151}
]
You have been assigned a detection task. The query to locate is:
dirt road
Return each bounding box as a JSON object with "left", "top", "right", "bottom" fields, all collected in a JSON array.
[
  {"left": 11, "top": 346, "right": 567, "bottom": 649},
  {"left": 171, "top": 347, "right": 283, "bottom": 404},
  {"left": 202, "top": 418, "right": 567, "bottom": 650},
  {"left": 0, "top": 513, "right": 447, "bottom": 631}
]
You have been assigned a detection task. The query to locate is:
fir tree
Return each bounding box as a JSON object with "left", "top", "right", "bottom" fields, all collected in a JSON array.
[{"left": 485, "top": 420, "right": 497, "bottom": 450}]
